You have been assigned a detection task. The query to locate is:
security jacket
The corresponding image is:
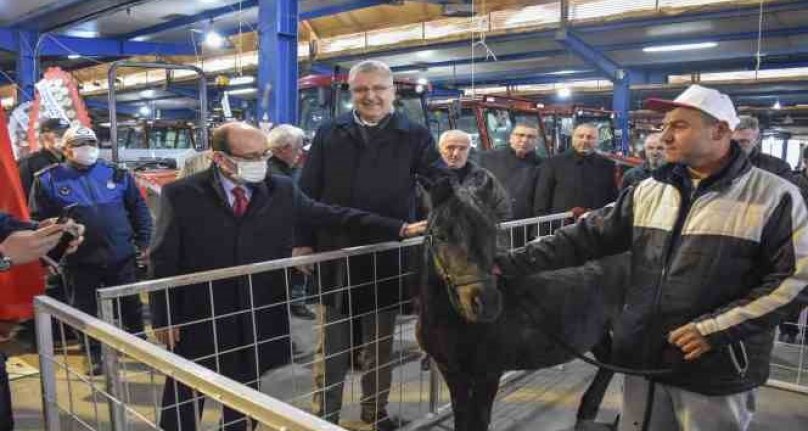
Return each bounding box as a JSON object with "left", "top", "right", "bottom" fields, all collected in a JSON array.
[
  {"left": 29, "top": 161, "right": 152, "bottom": 267},
  {"left": 500, "top": 143, "right": 808, "bottom": 395}
]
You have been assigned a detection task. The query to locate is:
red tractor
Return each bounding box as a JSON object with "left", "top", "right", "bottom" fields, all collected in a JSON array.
[{"left": 427, "top": 94, "right": 552, "bottom": 158}]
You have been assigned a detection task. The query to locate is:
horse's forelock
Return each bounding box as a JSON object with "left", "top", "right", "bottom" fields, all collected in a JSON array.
[{"left": 431, "top": 183, "right": 498, "bottom": 265}]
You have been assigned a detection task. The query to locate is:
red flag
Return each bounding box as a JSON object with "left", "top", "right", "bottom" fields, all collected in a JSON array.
[{"left": 0, "top": 106, "right": 45, "bottom": 320}]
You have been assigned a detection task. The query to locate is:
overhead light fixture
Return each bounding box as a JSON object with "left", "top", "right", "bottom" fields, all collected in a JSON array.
[
  {"left": 228, "top": 88, "right": 257, "bottom": 96},
  {"left": 229, "top": 75, "right": 255, "bottom": 86},
  {"left": 67, "top": 54, "right": 81, "bottom": 60},
  {"left": 417, "top": 77, "right": 429, "bottom": 85},
  {"left": 643, "top": 42, "right": 718, "bottom": 53},
  {"left": 139, "top": 105, "right": 151, "bottom": 116},
  {"left": 204, "top": 30, "right": 225, "bottom": 49},
  {"left": 773, "top": 100, "right": 782, "bottom": 110},
  {"left": 548, "top": 70, "right": 581, "bottom": 75},
  {"left": 557, "top": 87, "right": 572, "bottom": 99}
]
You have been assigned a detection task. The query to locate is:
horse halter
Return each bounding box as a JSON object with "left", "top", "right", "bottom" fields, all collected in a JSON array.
[{"left": 426, "top": 234, "right": 496, "bottom": 317}]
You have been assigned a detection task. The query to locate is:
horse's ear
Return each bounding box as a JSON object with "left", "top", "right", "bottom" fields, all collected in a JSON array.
[
  {"left": 429, "top": 175, "right": 455, "bottom": 208},
  {"left": 415, "top": 177, "right": 434, "bottom": 214}
]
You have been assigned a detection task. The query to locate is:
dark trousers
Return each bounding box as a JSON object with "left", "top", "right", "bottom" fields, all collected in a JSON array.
[
  {"left": 0, "top": 353, "right": 12, "bottom": 431},
  {"left": 64, "top": 259, "right": 143, "bottom": 359},
  {"left": 159, "top": 334, "right": 276, "bottom": 431},
  {"left": 160, "top": 375, "right": 257, "bottom": 431}
]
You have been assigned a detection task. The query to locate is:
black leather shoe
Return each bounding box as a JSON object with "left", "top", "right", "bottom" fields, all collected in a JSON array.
[{"left": 360, "top": 411, "right": 407, "bottom": 431}]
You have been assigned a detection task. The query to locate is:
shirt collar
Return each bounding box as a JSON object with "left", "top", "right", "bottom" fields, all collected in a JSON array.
[{"left": 352, "top": 109, "right": 394, "bottom": 127}]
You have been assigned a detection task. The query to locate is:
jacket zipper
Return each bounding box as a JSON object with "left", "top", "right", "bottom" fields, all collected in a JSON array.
[{"left": 647, "top": 181, "right": 702, "bottom": 367}]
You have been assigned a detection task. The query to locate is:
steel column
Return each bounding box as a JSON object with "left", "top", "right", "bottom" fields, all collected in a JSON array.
[
  {"left": 257, "top": 0, "right": 298, "bottom": 125},
  {"left": 612, "top": 78, "right": 631, "bottom": 154},
  {"left": 557, "top": 28, "right": 631, "bottom": 152},
  {"left": 15, "top": 30, "right": 38, "bottom": 103}
]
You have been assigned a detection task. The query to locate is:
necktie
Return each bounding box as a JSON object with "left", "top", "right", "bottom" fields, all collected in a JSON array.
[{"left": 232, "top": 186, "right": 248, "bottom": 217}]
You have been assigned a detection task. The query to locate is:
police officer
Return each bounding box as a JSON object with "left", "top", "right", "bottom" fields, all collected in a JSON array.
[
  {"left": 17, "top": 118, "right": 70, "bottom": 198},
  {"left": 29, "top": 125, "right": 153, "bottom": 375}
]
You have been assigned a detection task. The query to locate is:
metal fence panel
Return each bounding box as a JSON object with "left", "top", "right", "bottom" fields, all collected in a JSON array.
[
  {"left": 94, "top": 213, "right": 573, "bottom": 430},
  {"left": 768, "top": 308, "right": 808, "bottom": 394},
  {"left": 34, "top": 295, "right": 347, "bottom": 431}
]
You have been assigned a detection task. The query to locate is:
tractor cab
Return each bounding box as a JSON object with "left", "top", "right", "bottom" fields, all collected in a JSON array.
[
  {"left": 298, "top": 74, "right": 430, "bottom": 141},
  {"left": 428, "top": 95, "right": 551, "bottom": 159}
]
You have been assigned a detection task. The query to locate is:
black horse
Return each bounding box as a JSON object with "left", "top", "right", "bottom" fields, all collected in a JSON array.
[{"left": 415, "top": 177, "right": 628, "bottom": 431}]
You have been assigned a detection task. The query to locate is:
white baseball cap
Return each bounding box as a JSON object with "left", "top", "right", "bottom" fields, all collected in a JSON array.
[
  {"left": 63, "top": 125, "right": 98, "bottom": 146},
  {"left": 645, "top": 84, "right": 740, "bottom": 130}
]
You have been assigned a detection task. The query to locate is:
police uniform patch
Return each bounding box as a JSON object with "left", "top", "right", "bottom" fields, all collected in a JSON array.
[{"left": 58, "top": 186, "right": 71, "bottom": 196}]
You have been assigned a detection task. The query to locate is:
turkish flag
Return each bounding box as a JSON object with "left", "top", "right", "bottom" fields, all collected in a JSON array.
[{"left": 0, "top": 106, "right": 45, "bottom": 320}]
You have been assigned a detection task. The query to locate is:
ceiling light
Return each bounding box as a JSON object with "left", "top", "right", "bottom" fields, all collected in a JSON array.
[
  {"left": 417, "top": 77, "right": 429, "bottom": 85},
  {"left": 204, "top": 30, "right": 225, "bottom": 49},
  {"left": 67, "top": 54, "right": 81, "bottom": 60},
  {"left": 557, "top": 87, "right": 572, "bottom": 98},
  {"left": 773, "top": 101, "right": 782, "bottom": 110},
  {"left": 643, "top": 42, "right": 718, "bottom": 53},
  {"left": 548, "top": 70, "right": 581, "bottom": 75},
  {"left": 139, "top": 105, "right": 151, "bottom": 116},
  {"left": 229, "top": 75, "right": 255, "bottom": 86},
  {"left": 228, "top": 88, "right": 257, "bottom": 96}
]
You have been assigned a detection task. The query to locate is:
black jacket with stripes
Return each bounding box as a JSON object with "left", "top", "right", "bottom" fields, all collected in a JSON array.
[{"left": 500, "top": 142, "right": 808, "bottom": 395}]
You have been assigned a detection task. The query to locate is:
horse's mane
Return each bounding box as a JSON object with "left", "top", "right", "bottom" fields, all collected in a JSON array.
[{"left": 429, "top": 173, "right": 499, "bottom": 266}]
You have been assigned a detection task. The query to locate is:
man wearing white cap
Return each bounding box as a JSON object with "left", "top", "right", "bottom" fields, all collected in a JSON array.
[{"left": 497, "top": 84, "right": 808, "bottom": 430}]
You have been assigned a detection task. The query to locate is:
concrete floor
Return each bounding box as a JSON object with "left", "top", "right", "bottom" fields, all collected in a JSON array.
[{"left": 6, "top": 315, "right": 808, "bottom": 430}]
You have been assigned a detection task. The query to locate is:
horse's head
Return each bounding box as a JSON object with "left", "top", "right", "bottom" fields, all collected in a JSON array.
[{"left": 421, "top": 174, "right": 503, "bottom": 323}]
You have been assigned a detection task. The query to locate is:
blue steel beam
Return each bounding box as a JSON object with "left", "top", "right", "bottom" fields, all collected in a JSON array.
[
  {"left": 0, "top": 28, "right": 16, "bottom": 52},
  {"left": 16, "top": 30, "right": 38, "bottom": 103},
  {"left": 555, "top": 23, "right": 630, "bottom": 151},
  {"left": 612, "top": 79, "right": 631, "bottom": 154},
  {"left": 37, "top": 34, "right": 194, "bottom": 56},
  {"left": 383, "top": 25, "right": 808, "bottom": 77},
  {"left": 257, "top": 0, "right": 298, "bottom": 125},
  {"left": 123, "top": 0, "right": 390, "bottom": 40},
  {"left": 555, "top": 29, "right": 623, "bottom": 81}
]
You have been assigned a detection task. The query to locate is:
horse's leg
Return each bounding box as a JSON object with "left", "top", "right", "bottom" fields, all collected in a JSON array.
[
  {"left": 439, "top": 366, "right": 472, "bottom": 431},
  {"left": 468, "top": 372, "right": 502, "bottom": 431},
  {"left": 576, "top": 332, "right": 615, "bottom": 424}
]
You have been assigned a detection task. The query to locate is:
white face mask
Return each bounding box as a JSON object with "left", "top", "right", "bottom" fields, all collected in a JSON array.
[
  {"left": 71, "top": 145, "right": 99, "bottom": 166},
  {"left": 234, "top": 159, "right": 268, "bottom": 183}
]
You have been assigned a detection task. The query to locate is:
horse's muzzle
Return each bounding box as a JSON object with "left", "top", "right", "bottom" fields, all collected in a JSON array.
[{"left": 460, "top": 281, "right": 503, "bottom": 323}]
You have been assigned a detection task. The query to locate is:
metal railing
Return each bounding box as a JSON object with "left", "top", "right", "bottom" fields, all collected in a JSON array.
[
  {"left": 767, "top": 308, "right": 808, "bottom": 395},
  {"left": 92, "top": 213, "right": 573, "bottom": 430},
  {"left": 34, "top": 295, "right": 346, "bottom": 430}
]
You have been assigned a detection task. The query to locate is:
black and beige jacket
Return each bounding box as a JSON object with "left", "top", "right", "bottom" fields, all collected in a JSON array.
[{"left": 500, "top": 143, "right": 808, "bottom": 395}]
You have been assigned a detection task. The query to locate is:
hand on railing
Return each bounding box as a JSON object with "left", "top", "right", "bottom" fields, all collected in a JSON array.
[
  {"left": 401, "top": 220, "right": 428, "bottom": 238},
  {"left": 153, "top": 327, "right": 181, "bottom": 349},
  {"left": 292, "top": 246, "right": 314, "bottom": 275}
]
